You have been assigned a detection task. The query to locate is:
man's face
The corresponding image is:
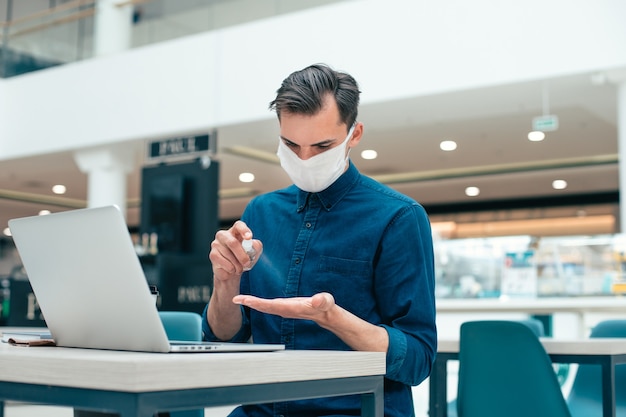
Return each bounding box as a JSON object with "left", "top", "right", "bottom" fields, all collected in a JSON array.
[{"left": 279, "top": 96, "right": 361, "bottom": 161}]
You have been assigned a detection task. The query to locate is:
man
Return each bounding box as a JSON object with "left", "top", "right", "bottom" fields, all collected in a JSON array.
[{"left": 203, "top": 63, "right": 436, "bottom": 417}]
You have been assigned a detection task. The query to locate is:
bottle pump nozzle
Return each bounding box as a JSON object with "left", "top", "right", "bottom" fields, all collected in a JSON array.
[{"left": 242, "top": 239, "right": 256, "bottom": 271}]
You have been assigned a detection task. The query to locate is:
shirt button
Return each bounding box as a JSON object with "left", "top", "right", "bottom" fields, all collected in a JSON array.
[
  {"left": 294, "top": 258, "right": 301, "bottom": 264},
  {"left": 305, "top": 222, "right": 312, "bottom": 228}
]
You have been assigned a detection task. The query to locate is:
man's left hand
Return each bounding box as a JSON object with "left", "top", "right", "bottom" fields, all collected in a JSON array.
[{"left": 232, "top": 292, "right": 335, "bottom": 323}]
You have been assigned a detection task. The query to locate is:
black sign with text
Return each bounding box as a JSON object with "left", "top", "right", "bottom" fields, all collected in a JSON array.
[{"left": 148, "top": 134, "right": 212, "bottom": 159}]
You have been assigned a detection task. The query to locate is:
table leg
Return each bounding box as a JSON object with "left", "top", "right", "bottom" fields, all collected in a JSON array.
[
  {"left": 361, "top": 378, "right": 384, "bottom": 417},
  {"left": 429, "top": 355, "right": 448, "bottom": 417},
  {"left": 601, "top": 357, "right": 617, "bottom": 417}
]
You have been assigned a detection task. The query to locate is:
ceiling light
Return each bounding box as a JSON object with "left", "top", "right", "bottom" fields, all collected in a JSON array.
[
  {"left": 361, "top": 149, "right": 378, "bottom": 160},
  {"left": 3, "top": 227, "right": 11, "bottom": 237},
  {"left": 465, "top": 186, "right": 480, "bottom": 197},
  {"left": 52, "top": 184, "right": 66, "bottom": 194},
  {"left": 238, "top": 172, "right": 255, "bottom": 183},
  {"left": 39, "top": 210, "right": 51, "bottom": 216},
  {"left": 528, "top": 131, "right": 545, "bottom": 142},
  {"left": 440, "top": 140, "right": 457, "bottom": 151},
  {"left": 552, "top": 179, "right": 567, "bottom": 190}
]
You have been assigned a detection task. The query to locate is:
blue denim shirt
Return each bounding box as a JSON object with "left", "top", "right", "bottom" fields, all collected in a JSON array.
[{"left": 203, "top": 162, "right": 437, "bottom": 417}]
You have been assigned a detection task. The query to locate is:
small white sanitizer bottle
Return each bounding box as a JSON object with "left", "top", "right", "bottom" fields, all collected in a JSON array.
[{"left": 242, "top": 239, "right": 256, "bottom": 271}]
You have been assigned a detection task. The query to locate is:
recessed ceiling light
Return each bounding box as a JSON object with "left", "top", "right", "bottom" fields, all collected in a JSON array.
[
  {"left": 552, "top": 179, "right": 567, "bottom": 190},
  {"left": 238, "top": 172, "right": 255, "bottom": 183},
  {"left": 440, "top": 140, "right": 457, "bottom": 151},
  {"left": 528, "top": 131, "right": 545, "bottom": 142},
  {"left": 39, "top": 210, "right": 51, "bottom": 216},
  {"left": 3, "top": 227, "right": 11, "bottom": 237},
  {"left": 465, "top": 186, "right": 480, "bottom": 197},
  {"left": 361, "top": 149, "right": 378, "bottom": 160},
  {"left": 52, "top": 184, "right": 66, "bottom": 194}
]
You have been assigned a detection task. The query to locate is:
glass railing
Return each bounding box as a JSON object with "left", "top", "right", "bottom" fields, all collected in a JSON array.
[
  {"left": 0, "top": 0, "right": 95, "bottom": 77},
  {"left": 0, "top": 0, "right": 346, "bottom": 78}
]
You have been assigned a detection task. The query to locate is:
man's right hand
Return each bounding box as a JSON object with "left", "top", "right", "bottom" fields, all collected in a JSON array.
[
  {"left": 209, "top": 220, "right": 262, "bottom": 280},
  {"left": 206, "top": 220, "right": 262, "bottom": 341}
]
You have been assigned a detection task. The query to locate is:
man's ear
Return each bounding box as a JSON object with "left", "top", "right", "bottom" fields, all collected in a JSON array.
[{"left": 348, "top": 122, "right": 364, "bottom": 148}]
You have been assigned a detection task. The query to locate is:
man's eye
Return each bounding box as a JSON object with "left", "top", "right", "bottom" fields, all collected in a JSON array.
[{"left": 316, "top": 143, "right": 332, "bottom": 150}]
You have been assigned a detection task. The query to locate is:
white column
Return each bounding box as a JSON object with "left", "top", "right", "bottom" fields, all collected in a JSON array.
[
  {"left": 81, "top": 2, "right": 133, "bottom": 218},
  {"left": 74, "top": 145, "right": 135, "bottom": 217},
  {"left": 93, "top": 0, "right": 133, "bottom": 57}
]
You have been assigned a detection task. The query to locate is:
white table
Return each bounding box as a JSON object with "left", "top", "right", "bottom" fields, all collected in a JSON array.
[
  {"left": 436, "top": 296, "right": 626, "bottom": 336},
  {"left": 436, "top": 297, "right": 626, "bottom": 315},
  {"left": 431, "top": 338, "right": 626, "bottom": 417},
  {"left": 0, "top": 343, "right": 385, "bottom": 417}
]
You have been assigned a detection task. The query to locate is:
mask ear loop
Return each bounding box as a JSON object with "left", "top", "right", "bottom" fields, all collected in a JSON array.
[
  {"left": 344, "top": 123, "right": 357, "bottom": 158},
  {"left": 347, "top": 123, "right": 357, "bottom": 139}
]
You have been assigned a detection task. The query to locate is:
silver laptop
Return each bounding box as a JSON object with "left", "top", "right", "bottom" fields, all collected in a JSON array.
[{"left": 8, "top": 205, "right": 284, "bottom": 353}]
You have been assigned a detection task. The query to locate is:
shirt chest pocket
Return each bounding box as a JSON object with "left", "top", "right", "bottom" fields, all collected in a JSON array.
[{"left": 314, "top": 256, "right": 373, "bottom": 317}]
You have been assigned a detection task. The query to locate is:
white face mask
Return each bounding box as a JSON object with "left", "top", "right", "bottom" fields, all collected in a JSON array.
[{"left": 277, "top": 124, "right": 356, "bottom": 193}]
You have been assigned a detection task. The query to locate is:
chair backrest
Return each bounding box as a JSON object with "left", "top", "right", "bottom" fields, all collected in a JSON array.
[
  {"left": 159, "top": 311, "right": 203, "bottom": 341},
  {"left": 446, "top": 318, "right": 547, "bottom": 417},
  {"left": 158, "top": 311, "right": 204, "bottom": 417},
  {"left": 567, "top": 319, "right": 626, "bottom": 417},
  {"left": 457, "top": 320, "right": 571, "bottom": 417},
  {"left": 516, "top": 317, "right": 545, "bottom": 337}
]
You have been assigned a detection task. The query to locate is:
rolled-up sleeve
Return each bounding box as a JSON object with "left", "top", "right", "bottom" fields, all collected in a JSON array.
[{"left": 201, "top": 303, "right": 252, "bottom": 342}]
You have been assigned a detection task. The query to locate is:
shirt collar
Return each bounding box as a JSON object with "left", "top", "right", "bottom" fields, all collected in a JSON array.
[{"left": 296, "top": 161, "right": 359, "bottom": 212}]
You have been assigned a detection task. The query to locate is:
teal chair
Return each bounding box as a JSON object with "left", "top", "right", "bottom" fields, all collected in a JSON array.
[
  {"left": 447, "top": 318, "right": 546, "bottom": 417},
  {"left": 457, "top": 320, "right": 571, "bottom": 417},
  {"left": 567, "top": 319, "right": 626, "bottom": 417},
  {"left": 159, "top": 311, "right": 203, "bottom": 341},
  {"left": 158, "top": 311, "right": 204, "bottom": 417},
  {"left": 74, "top": 312, "right": 204, "bottom": 417}
]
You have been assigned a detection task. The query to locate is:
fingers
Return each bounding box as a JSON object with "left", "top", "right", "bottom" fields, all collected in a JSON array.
[
  {"left": 232, "top": 220, "right": 253, "bottom": 240},
  {"left": 209, "top": 235, "right": 240, "bottom": 276},
  {"left": 233, "top": 293, "right": 335, "bottom": 318},
  {"left": 232, "top": 294, "right": 255, "bottom": 306},
  {"left": 311, "top": 292, "right": 335, "bottom": 312},
  {"left": 232, "top": 295, "right": 277, "bottom": 315},
  {"left": 209, "top": 220, "right": 255, "bottom": 276}
]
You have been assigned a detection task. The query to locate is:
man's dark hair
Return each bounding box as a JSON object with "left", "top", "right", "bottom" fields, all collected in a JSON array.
[{"left": 269, "top": 63, "right": 361, "bottom": 128}]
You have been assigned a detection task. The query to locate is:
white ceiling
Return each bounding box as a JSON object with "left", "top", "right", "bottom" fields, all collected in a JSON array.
[{"left": 0, "top": 70, "right": 621, "bottom": 234}]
